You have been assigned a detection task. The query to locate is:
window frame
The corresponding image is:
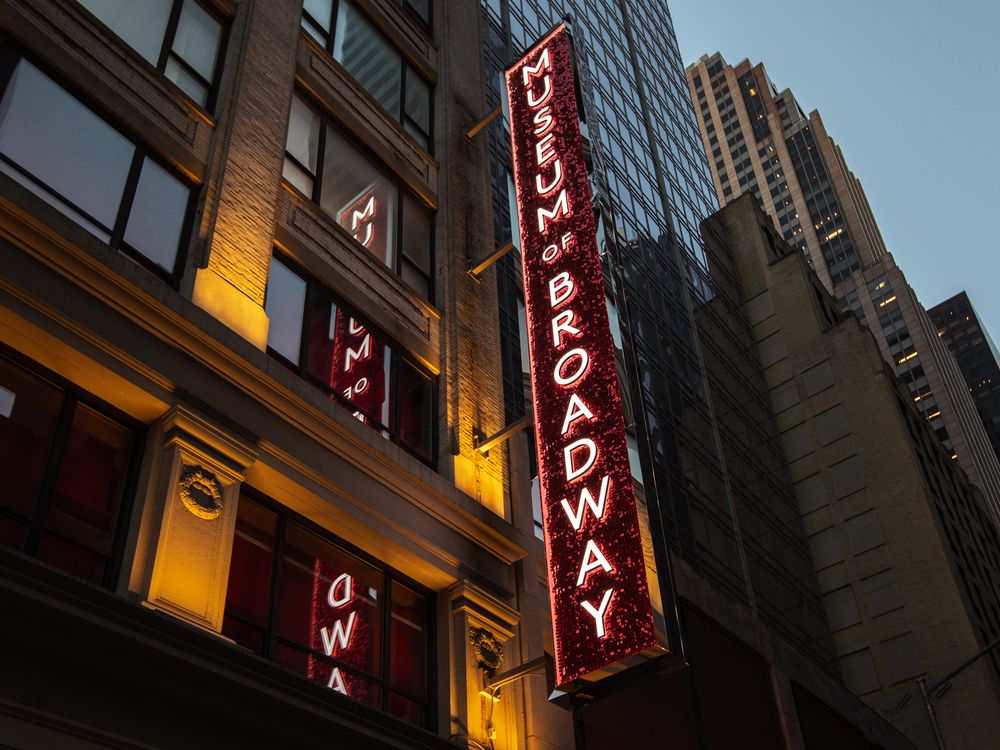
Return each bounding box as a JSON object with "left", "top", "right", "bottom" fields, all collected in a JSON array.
[
  {"left": 264, "top": 252, "right": 437, "bottom": 466},
  {"left": 299, "top": 0, "right": 432, "bottom": 150},
  {"left": 224, "top": 487, "right": 436, "bottom": 728},
  {"left": 282, "top": 91, "right": 435, "bottom": 302},
  {"left": 0, "top": 43, "right": 197, "bottom": 285},
  {"left": 76, "top": 0, "right": 229, "bottom": 112},
  {"left": 0, "top": 344, "right": 144, "bottom": 590}
]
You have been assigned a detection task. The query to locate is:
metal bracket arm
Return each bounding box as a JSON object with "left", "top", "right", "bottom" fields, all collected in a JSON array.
[
  {"left": 467, "top": 241, "right": 516, "bottom": 282},
  {"left": 474, "top": 415, "right": 531, "bottom": 455},
  {"left": 465, "top": 105, "right": 503, "bottom": 141}
]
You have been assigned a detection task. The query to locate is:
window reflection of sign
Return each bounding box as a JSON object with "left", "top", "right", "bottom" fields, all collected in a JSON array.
[
  {"left": 504, "top": 25, "right": 657, "bottom": 687},
  {"left": 308, "top": 560, "right": 373, "bottom": 701},
  {"left": 337, "top": 184, "right": 392, "bottom": 265},
  {"left": 328, "top": 309, "right": 386, "bottom": 427}
]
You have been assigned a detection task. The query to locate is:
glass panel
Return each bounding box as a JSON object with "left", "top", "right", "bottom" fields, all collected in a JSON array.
[
  {"left": 305, "top": 291, "right": 391, "bottom": 429},
  {"left": 225, "top": 497, "right": 277, "bottom": 624},
  {"left": 282, "top": 159, "right": 313, "bottom": 197},
  {"left": 396, "top": 361, "right": 432, "bottom": 461},
  {"left": 0, "top": 357, "right": 63, "bottom": 518},
  {"left": 0, "top": 515, "right": 27, "bottom": 551},
  {"left": 333, "top": 2, "right": 401, "bottom": 119},
  {"left": 0, "top": 61, "right": 134, "bottom": 231},
  {"left": 164, "top": 56, "right": 208, "bottom": 106},
  {"left": 400, "top": 259, "right": 428, "bottom": 300},
  {"left": 35, "top": 531, "right": 106, "bottom": 584},
  {"left": 264, "top": 258, "right": 307, "bottom": 363},
  {"left": 286, "top": 95, "right": 320, "bottom": 178},
  {"left": 273, "top": 641, "right": 381, "bottom": 706},
  {"left": 47, "top": 403, "right": 132, "bottom": 554},
  {"left": 303, "top": 0, "right": 334, "bottom": 34},
  {"left": 403, "top": 0, "right": 430, "bottom": 26},
  {"left": 390, "top": 581, "right": 427, "bottom": 698},
  {"left": 77, "top": 0, "right": 172, "bottom": 64},
  {"left": 275, "top": 522, "right": 383, "bottom": 682},
  {"left": 403, "top": 67, "right": 429, "bottom": 136},
  {"left": 123, "top": 157, "right": 189, "bottom": 273},
  {"left": 172, "top": 0, "right": 221, "bottom": 81},
  {"left": 321, "top": 126, "right": 397, "bottom": 268},
  {"left": 401, "top": 193, "right": 430, "bottom": 274},
  {"left": 403, "top": 120, "right": 428, "bottom": 150},
  {"left": 389, "top": 692, "right": 424, "bottom": 726},
  {"left": 222, "top": 614, "right": 265, "bottom": 656}
]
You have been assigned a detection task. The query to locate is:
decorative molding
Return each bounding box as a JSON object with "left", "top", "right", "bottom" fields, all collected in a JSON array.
[
  {"left": 470, "top": 627, "right": 504, "bottom": 676},
  {"left": 178, "top": 465, "right": 224, "bottom": 520}
]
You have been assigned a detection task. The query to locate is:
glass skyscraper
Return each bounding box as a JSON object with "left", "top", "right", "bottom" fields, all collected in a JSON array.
[{"left": 482, "top": 0, "right": 832, "bottom": 671}]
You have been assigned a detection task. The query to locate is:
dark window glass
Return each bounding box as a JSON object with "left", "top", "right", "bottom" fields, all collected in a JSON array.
[
  {"left": 0, "top": 56, "right": 192, "bottom": 279},
  {"left": 223, "top": 493, "right": 432, "bottom": 727},
  {"left": 0, "top": 352, "right": 137, "bottom": 586},
  {"left": 264, "top": 256, "right": 435, "bottom": 464},
  {"left": 78, "top": 0, "right": 224, "bottom": 108},
  {"left": 300, "top": 0, "right": 431, "bottom": 145},
  {"left": 283, "top": 93, "right": 433, "bottom": 300}
]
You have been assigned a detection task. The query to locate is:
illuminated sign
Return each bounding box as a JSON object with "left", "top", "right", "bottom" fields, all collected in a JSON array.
[{"left": 505, "top": 25, "right": 656, "bottom": 686}]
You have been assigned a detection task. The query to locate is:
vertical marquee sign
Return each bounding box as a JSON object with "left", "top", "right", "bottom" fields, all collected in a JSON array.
[{"left": 505, "top": 25, "right": 656, "bottom": 686}]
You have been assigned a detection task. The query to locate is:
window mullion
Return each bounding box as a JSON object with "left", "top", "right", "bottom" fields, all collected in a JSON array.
[
  {"left": 329, "top": 0, "right": 341, "bottom": 55},
  {"left": 313, "top": 113, "right": 327, "bottom": 205},
  {"left": 381, "top": 573, "right": 392, "bottom": 711},
  {"left": 111, "top": 148, "right": 146, "bottom": 249},
  {"left": 23, "top": 393, "right": 77, "bottom": 555},
  {"left": 158, "top": 0, "right": 185, "bottom": 72},
  {"left": 264, "top": 512, "right": 287, "bottom": 661}
]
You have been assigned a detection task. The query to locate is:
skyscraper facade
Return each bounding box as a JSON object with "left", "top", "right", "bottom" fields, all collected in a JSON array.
[
  {"left": 931, "top": 291, "right": 1000, "bottom": 465},
  {"left": 714, "top": 194, "right": 1000, "bottom": 750},
  {"left": 685, "top": 52, "right": 1000, "bottom": 527}
]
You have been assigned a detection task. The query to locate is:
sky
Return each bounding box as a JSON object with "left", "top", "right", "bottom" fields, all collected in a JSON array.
[{"left": 668, "top": 0, "right": 1000, "bottom": 335}]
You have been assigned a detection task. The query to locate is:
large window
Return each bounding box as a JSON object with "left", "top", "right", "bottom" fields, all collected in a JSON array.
[
  {"left": 283, "top": 93, "right": 433, "bottom": 299},
  {"left": 0, "top": 54, "right": 193, "bottom": 280},
  {"left": 0, "top": 351, "right": 138, "bottom": 587},
  {"left": 76, "top": 0, "right": 225, "bottom": 108},
  {"left": 264, "top": 254, "right": 435, "bottom": 464},
  {"left": 300, "top": 0, "right": 431, "bottom": 148},
  {"left": 223, "top": 492, "right": 432, "bottom": 727}
]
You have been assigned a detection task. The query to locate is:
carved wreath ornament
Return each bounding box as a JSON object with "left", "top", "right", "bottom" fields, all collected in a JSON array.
[
  {"left": 470, "top": 627, "right": 504, "bottom": 676},
  {"left": 179, "top": 465, "right": 223, "bottom": 520}
]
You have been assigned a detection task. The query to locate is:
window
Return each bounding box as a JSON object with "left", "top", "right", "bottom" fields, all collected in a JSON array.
[
  {"left": 300, "top": 0, "right": 431, "bottom": 147},
  {"left": 283, "top": 93, "right": 433, "bottom": 299},
  {"left": 0, "top": 54, "right": 193, "bottom": 279},
  {"left": 0, "top": 351, "right": 138, "bottom": 586},
  {"left": 77, "top": 0, "right": 225, "bottom": 108},
  {"left": 264, "top": 255, "right": 435, "bottom": 464},
  {"left": 223, "top": 492, "right": 432, "bottom": 727}
]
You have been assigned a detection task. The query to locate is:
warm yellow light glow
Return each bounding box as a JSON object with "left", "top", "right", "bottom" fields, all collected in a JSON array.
[
  {"left": 927, "top": 411, "right": 941, "bottom": 420},
  {"left": 879, "top": 295, "right": 897, "bottom": 307}
]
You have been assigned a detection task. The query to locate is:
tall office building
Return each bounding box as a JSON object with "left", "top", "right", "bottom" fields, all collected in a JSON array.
[
  {"left": 714, "top": 194, "right": 1000, "bottom": 750},
  {"left": 0, "top": 0, "right": 920, "bottom": 748},
  {"left": 685, "top": 53, "right": 1000, "bottom": 527},
  {"left": 930, "top": 291, "right": 1000, "bottom": 465}
]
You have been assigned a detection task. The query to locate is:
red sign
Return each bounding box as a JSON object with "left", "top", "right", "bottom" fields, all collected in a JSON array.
[{"left": 506, "top": 25, "right": 656, "bottom": 686}]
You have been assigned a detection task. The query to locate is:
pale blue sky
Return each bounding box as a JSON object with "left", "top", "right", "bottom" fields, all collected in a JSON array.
[{"left": 669, "top": 0, "right": 1000, "bottom": 334}]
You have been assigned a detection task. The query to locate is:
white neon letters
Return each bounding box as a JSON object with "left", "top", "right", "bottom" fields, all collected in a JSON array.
[{"left": 581, "top": 589, "right": 614, "bottom": 638}]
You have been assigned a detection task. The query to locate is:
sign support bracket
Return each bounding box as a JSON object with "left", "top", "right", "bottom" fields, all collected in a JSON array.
[
  {"left": 467, "top": 241, "right": 516, "bottom": 282},
  {"left": 465, "top": 105, "right": 503, "bottom": 141},
  {"left": 474, "top": 415, "right": 531, "bottom": 456}
]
